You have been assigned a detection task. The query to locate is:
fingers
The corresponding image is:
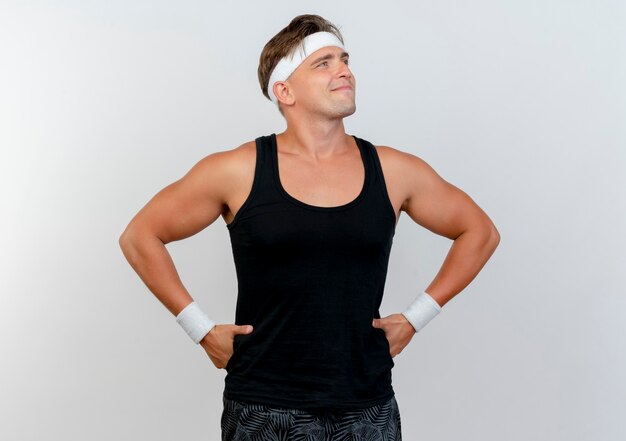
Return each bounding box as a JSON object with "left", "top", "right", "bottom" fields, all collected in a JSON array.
[
  {"left": 211, "top": 324, "right": 252, "bottom": 370},
  {"left": 236, "top": 325, "right": 254, "bottom": 334},
  {"left": 213, "top": 323, "right": 254, "bottom": 336}
]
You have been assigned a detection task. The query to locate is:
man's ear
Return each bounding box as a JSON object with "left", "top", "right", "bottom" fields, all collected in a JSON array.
[{"left": 273, "top": 81, "right": 294, "bottom": 107}]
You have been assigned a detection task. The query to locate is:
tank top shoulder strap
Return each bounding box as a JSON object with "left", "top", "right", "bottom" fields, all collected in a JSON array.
[
  {"left": 251, "top": 133, "right": 280, "bottom": 199},
  {"left": 353, "top": 135, "right": 397, "bottom": 229},
  {"left": 225, "top": 134, "right": 277, "bottom": 231}
]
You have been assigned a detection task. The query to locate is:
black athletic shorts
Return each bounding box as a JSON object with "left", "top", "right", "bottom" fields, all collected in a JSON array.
[{"left": 221, "top": 395, "right": 402, "bottom": 440}]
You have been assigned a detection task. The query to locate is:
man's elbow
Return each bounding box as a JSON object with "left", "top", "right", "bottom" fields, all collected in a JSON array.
[
  {"left": 118, "top": 224, "right": 148, "bottom": 266},
  {"left": 468, "top": 218, "right": 500, "bottom": 249},
  {"left": 487, "top": 223, "right": 501, "bottom": 250},
  {"left": 119, "top": 224, "right": 134, "bottom": 249},
  {"left": 119, "top": 223, "right": 143, "bottom": 254},
  {"left": 118, "top": 226, "right": 135, "bottom": 259}
]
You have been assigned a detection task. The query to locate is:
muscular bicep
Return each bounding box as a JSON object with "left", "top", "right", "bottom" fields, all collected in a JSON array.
[
  {"left": 125, "top": 153, "right": 229, "bottom": 244},
  {"left": 401, "top": 154, "right": 488, "bottom": 240}
]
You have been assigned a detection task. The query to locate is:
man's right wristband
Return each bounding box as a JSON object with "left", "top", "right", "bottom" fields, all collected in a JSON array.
[{"left": 175, "top": 301, "right": 216, "bottom": 344}]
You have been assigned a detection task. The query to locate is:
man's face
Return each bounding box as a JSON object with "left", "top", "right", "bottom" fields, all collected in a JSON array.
[{"left": 283, "top": 46, "right": 356, "bottom": 118}]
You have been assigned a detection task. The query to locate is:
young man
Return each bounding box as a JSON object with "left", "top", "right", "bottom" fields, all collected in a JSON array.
[{"left": 119, "top": 14, "right": 500, "bottom": 440}]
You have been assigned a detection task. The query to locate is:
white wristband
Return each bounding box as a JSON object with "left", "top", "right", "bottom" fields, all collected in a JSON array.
[
  {"left": 175, "top": 301, "right": 216, "bottom": 344},
  {"left": 401, "top": 291, "right": 442, "bottom": 332}
]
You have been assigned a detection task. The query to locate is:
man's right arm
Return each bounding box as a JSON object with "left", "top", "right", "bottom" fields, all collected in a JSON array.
[
  {"left": 118, "top": 144, "right": 256, "bottom": 368},
  {"left": 118, "top": 149, "right": 233, "bottom": 318}
]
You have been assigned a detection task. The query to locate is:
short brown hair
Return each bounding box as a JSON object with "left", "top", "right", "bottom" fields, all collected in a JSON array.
[{"left": 258, "top": 14, "right": 345, "bottom": 112}]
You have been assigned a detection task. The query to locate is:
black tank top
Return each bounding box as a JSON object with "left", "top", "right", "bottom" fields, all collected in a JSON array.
[{"left": 223, "top": 133, "right": 397, "bottom": 410}]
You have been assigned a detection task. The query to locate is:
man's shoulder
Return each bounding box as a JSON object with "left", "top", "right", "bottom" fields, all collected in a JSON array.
[
  {"left": 193, "top": 139, "right": 257, "bottom": 174},
  {"left": 355, "top": 135, "right": 413, "bottom": 157},
  {"left": 365, "top": 141, "right": 428, "bottom": 172},
  {"left": 178, "top": 139, "right": 258, "bottom": 209},
  {"left": 207, "top": 138, "right": 256, "bottom": 158}
]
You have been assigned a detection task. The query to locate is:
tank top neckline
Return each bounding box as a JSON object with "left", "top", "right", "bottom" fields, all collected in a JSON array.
[{"left": 269, "top": 132, "right": 370, "bottom": 212}]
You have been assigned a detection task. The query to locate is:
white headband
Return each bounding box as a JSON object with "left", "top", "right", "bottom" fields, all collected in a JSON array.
[{"left": 267, "top": 31, "right": 347, "bottom": 105}]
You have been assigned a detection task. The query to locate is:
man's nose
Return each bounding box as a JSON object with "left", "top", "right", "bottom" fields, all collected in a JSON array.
[{"left": 336, "top": 61, "right": 352, "bottom": 78}]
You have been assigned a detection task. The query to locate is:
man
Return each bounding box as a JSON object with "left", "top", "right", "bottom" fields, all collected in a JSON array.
[{"left": 119, "top": 14, "right": 500, "bottom": 441}]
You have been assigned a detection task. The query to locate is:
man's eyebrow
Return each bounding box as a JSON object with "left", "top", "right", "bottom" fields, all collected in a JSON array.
[{"left": 309, "top": 51, "right": 350, "bottom": 66}]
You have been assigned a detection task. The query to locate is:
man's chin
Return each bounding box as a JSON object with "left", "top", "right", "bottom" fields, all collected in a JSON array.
[
  {"left": 342, "top": 105, "right": 357, "bottom": 118},
  {"left": 333, "top": 102, "right": 356, "bottom": 118}
]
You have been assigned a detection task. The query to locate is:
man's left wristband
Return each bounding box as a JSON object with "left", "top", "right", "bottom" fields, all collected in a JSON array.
[
  {"left": 175, "top": 301, "right": 216, "bottom": 344},
  {"left": 401, "top": 291, "right": 442, "bottom": 333}
]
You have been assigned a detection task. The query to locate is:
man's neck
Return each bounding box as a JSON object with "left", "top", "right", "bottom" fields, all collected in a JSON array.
[{"left": 278, "top": 119, "right": 352, "bottom": 160}]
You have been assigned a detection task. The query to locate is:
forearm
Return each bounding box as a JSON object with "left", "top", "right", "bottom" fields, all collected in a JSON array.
[
  {"left": 119, "top": 228, "right": 193, "bottom": 316},
  {"left": 426, "top": 225, "right": 500, "bottom": 307}
]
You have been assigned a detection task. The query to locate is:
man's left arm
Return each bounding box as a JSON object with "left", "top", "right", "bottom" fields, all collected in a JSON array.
[
  {"left": 401, "top": 156, "right": 500, "bottom": 308},
  {"left": 371, "top": 148, "right": 500, "bottom": 356}
]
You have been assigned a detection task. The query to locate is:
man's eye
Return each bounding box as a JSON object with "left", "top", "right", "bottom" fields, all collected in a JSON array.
[{"left": 317, "top": 59, "right": 349, "bottom": 67}]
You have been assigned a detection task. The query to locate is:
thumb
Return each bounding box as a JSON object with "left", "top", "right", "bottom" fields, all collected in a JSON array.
[
  {"left": 238, "top": 325, "right": 254, "bottom": 334},
  {"left": 372, "top": 318, "right": 379, "bottom": 328}
]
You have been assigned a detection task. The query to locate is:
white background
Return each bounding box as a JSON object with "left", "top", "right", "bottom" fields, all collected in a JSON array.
[{"left": 1, "top": 1, "right": 624, "bottom": 440}]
